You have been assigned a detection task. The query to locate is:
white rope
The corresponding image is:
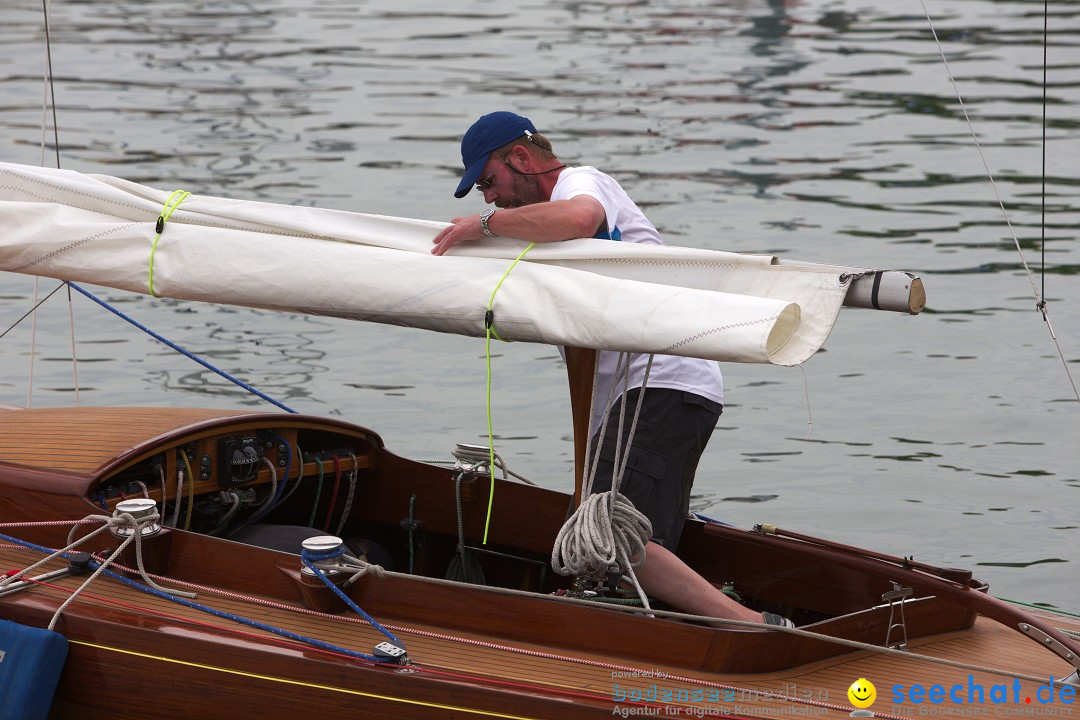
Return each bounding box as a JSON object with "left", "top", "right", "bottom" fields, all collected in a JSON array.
[
  {"left": 551, "top": 490, "right": 650, "bottom": 575},
  {"left": 446, "top": 471, "right": 485, "bottom": 584},
  {"left": 313, "top": 553, "right": 387, "bottom": 588},
  {"left": 170, "top": 467, "right": 184, "bottom": 528},
  {"left": 61, "top": 513, "right": 194, "bottom": 599},
  {"left": 552, "top": 353, "right": 656, "bottom": 609},
  {"left": 208, "top": 491, "right": 241, "bottom": 536},
  {"left": 157, "top": 463, "right": 167, "bottom": 520},
  {"left": 0, "top": 510, "right": 196, "bottom": 630},
  {"left": 27, "top": 278, "right": 38, "bottom": 409},
  {"left": 48, "top": 524, "right": 136, "bottom": 630},
  {"left": 799, "top": 364, "right": 813, "bottom": 439},
  {"left": 579, "top": 351, "right": 629, "bottom": 497},
  {"left": 66, "top": 284, "right": 79, "bottom": 406},
  {"left": 250, "top": 457, "right": 277, "bottom": 517},
  {"left": 449, "top": 444, "right": 535, "bottom": 485}
]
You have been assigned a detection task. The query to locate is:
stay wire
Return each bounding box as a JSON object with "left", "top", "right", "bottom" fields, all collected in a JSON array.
[
  {"left": 30, "top": 0, "right": 291, "bottom": 417},
  {"left": 0, "top": 282, "right": 65, "bottom": 342},
  {"left": 29, "top": 280, "right": 38, "bottom": 409},
  {"left": 38, "top": 0, "right": 79, "bottom": 406},
  {"left": 919, "top": 0, "right": 1078, "bottom": 404},
  {"left": 66, "top": 283, "right": 79, "bottom": 407},
  {"left": 799, "top": 364, "right": 813, "bottom": 439},
  {"left": 41, "top": 0, "right": 60, "bottom": 170},
  {"left": 1040, "top": 0, "right": 1047, "bottom": 304}
]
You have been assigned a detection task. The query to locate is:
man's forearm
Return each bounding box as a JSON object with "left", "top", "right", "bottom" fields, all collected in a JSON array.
[{"left": 432, "top": 196, "right": 605, "bottom": 255}]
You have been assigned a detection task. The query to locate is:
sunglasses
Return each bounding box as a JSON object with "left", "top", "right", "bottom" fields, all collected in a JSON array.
[{"left": 475, "top": 149, "right": 521, "bottom": 193}]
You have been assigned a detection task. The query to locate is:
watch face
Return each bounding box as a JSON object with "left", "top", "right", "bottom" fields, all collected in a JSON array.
[{"left": 481, "top": 209, "right": 494, "bottom": 219}]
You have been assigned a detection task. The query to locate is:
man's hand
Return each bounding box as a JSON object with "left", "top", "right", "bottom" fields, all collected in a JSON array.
[{"left": 431, "top": 214, "right": 484, "bottom": 256}]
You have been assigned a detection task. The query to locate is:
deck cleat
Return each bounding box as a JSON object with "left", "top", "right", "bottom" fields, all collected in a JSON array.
[{"left": 373, "top": 641, "right": 410, "bottom": 666}]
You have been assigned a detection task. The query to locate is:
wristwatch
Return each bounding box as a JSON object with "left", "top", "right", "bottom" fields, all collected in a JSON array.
[{"left": 479, "top": 208, "right": 498, "bottom": 237}]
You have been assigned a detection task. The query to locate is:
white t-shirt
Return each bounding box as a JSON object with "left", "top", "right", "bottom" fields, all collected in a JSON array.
[{"left": 550, "top": 167, "right": 725, "bottom": 433}]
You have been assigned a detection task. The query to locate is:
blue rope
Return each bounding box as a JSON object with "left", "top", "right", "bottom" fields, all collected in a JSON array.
[
  {"left": 691, "top": 513, "right": 732, "bottom": 526},
  {"left": 66, "top": 282, "right": 297, "bottom": 414},
  {"left": 0, "top": 531, "right": 393, "bottom": 664},
  {"left": 301, "top": 546, "right": 402, "bottom": 647},
  {"left": 0, "top": 531, "right": 61, "bottom": 557},
  {"left": 94, "top": 562, "right": 395, "bottom": 663}
]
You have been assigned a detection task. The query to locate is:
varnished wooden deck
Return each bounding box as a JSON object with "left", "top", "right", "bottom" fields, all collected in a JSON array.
[
  {"left": 1, "top": 545, "right": 1076, "bottom": 719},
  {"left": 0, "top": 407, "right": 259, "bottom": 474}
]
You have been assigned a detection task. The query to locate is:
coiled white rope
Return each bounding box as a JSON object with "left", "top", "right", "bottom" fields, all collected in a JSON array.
[{"left": 551, "top": 352, "right": 655, "bottom": 608}]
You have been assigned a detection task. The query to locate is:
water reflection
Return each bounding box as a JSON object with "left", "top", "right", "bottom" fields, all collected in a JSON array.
[{"left": 0, "top": 0, "right": 1076, "bottom": 608}]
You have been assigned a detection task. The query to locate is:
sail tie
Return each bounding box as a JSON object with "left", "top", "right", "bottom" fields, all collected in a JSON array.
[
  {"left": 480, "top": 242, "right": 535, "bottom": 544},
  {"left": 147, "top": 189, "right": 191, "bottom": 298}
]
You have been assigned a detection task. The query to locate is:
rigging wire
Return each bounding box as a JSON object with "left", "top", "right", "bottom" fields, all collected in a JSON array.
[
  {"left": 35, "top": 0, "right": 80, "bottom": 407},
  {"left": 798, "top": 364, "right": 813, "bottom": 440},
  {"left": 1041, "top": 0, "right": 1048, "bottom": 305},
  {"left": 66, "top": 283, "right": 79, "bottom": 407},
  {"left": 32, "top": 1, "right": 292, "bottom": 416},
  {"left": 919, "top": 0, "right": 1078, "bottom": 404},
  {"left": 27, "top": 279, "right": 38, "bottom": 409},
  {"left": 0, "top": 283, "right": 65, "bottom": 343},
  {"left": 40, "top": 0, "right": 61, "bottom": 170}
]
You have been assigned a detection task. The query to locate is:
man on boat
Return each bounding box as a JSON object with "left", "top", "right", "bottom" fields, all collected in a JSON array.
[{"left": 433, "top": 111, "right": 792, "bottom": 629}]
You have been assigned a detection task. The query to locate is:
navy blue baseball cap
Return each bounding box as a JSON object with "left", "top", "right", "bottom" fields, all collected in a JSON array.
[{"left": 453, "top": 111, "right": 537, "bottom": 198}]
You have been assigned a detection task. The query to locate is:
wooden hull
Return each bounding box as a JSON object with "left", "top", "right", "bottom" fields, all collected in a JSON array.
[{"left": 0, "top": 407, "right": 1076, "bottom": 718}]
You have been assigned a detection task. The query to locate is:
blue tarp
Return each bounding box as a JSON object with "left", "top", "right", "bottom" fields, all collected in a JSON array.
[{"left": 0, "top": 619, "right": 68, "bottom": 720}]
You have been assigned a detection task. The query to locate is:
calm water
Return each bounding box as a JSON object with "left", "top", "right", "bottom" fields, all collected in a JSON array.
[{"left": 0, "top": 0, "right": 1077, "bottom": 611}]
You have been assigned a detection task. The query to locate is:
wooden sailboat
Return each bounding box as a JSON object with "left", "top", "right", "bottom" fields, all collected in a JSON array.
[
  {"left": 2, "top": 0, "right": 1077, "bottom": 714},
  {"left": 0, "top": 167, "right": 1075, "bottom": 712},
  {"left": 0, "top": 402, "right": 1077, "bottom": 719}
]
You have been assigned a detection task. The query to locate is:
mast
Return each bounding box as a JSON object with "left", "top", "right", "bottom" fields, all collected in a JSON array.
[{"left": 564, "top": 347, "right": 596, "bottom": 508}]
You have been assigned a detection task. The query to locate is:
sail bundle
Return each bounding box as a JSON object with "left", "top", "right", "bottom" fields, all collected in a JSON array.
[{"left": 0, "top": 162, "right": 855, "bottom": 365}]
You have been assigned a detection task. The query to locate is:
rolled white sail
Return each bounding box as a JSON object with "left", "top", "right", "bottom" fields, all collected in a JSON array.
[{"left": 0, "top": 162, "right": 858, "bottom": 365}]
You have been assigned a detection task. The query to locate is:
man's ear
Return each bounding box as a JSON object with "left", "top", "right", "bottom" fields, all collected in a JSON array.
[{"left": 508, "top": 143, "right": 533, "bottom": 170}]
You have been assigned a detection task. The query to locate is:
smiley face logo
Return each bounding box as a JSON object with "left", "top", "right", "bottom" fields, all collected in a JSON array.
[{"left": 847, "top": 678, "right": 877, "bottom": 709}]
